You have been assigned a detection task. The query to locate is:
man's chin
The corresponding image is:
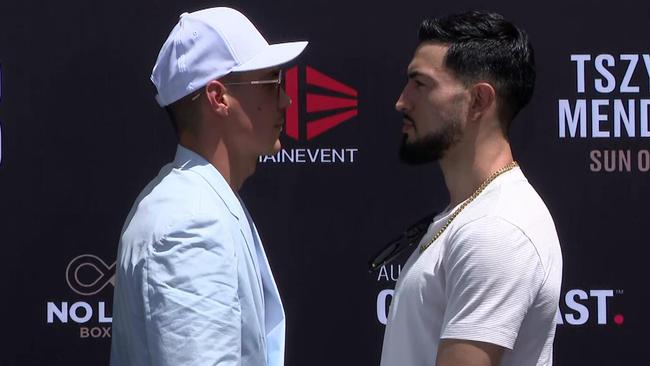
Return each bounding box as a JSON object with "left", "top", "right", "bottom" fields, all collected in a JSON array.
[
  {"left": 256, "top": 140, "right": 282, "bottom": 161},
  {"left": 403, "top": 133, "right": 416, "bottom": 145},
  {"left": 399, "top": 136, "right": 443, "bottom": 165},
  {"left": 269, "top": 139, "right": 282, "bottom": 154}
]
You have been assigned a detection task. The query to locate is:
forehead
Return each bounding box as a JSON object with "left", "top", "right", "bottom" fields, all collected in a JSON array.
[{"left": 407, "top": 42, "right": 451, "bottom": 77}]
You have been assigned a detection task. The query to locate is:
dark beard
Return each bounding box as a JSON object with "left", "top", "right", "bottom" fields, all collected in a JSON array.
[{"left": 399, "top": 121, "right": 462, "bottom": 165}]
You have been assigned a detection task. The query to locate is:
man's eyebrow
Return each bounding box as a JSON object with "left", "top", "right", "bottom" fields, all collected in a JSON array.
[
  {"left": 407, "top": 70, "right": 433, "bottom": 81},
  {"left": 407, "top": 70, "right": 419, "bottom": 78}
]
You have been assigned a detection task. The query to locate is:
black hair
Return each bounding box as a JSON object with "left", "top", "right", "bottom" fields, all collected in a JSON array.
[
  {"left": 164, "top": 92, "right": 202, "bottom": 138},
  {"left": 418, "top": 11, "right": 535, "bottom": 130},
  {"left": 165, "top": 106, "right": 180, "bottom": 136}
]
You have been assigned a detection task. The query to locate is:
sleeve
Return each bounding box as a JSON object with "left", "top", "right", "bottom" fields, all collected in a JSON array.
[
  {"left": 143, "top": 214, "right": 241, "bottom": 366},
  {"left": 440, "top": 216, "right": 545, "bottom": 349}
]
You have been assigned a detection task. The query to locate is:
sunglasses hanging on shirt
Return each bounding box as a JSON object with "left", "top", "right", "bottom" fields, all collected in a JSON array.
[{"left": 367, "top": 211, "right": 438, "bottom": 273}]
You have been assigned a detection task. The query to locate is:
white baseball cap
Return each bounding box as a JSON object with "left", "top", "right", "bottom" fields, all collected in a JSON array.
[{"left": 151, "top": 7, "right": 308, "bottom": 107}]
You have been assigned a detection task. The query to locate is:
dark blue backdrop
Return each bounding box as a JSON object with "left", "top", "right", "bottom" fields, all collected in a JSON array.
[{"left": 1, "top": 0, "right": 647, "bottom": 364}]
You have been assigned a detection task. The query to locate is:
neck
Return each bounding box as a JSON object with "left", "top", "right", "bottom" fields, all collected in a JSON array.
[
  {"left": 439, "top": 135, "right": 514, "bottom": 207},
  {"left": 179, "top": 134, "right": 256, "bottom": 192}
]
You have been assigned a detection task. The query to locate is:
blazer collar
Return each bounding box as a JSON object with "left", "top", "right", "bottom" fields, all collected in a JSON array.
[{"left": 172, "top": 144, "right": 245, "bottom": 221}]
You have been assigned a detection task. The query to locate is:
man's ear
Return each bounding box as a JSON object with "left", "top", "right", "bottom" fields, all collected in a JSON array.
[
  {"left": 204, "top": 80, "right": 230, "bottom": 117},
  {"left": 469, "top": 82, "right": 496, "bottom": 122}
]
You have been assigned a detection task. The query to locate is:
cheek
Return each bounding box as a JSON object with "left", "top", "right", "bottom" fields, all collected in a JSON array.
[
  {"left": 248, "top": 95, "right": 276, "bottom": 117},
  {"left": 446, "top": 95, "right": 468, "bottom": 122},
  {"left": 236, "top": 100, "right": 268, "bottom": 129}
]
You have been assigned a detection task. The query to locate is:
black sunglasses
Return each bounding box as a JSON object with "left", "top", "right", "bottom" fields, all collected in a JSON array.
[{"left": 368, "top": 211, "right": 438, "bottom": 273}]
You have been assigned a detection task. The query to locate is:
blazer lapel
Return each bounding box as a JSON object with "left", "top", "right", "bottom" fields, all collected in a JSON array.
[{"left": 240, "top": 206, "right": 286, "bottom": 366}]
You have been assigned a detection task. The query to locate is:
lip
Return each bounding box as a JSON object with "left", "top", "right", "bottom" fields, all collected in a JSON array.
[{"left": 402, "top": 121, "right": 414, "bottom": 132}]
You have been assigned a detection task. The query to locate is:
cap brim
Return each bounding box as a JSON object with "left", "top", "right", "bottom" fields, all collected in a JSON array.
[{"left": 231, "top": 41, "right": 308, "bottom": 72}]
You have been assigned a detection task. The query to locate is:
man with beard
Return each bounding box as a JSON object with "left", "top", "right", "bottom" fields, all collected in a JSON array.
[
  {"left": 380, "top": 11, "right": 563, "bottom": 366},
  {"left": 110, "top": 7, "right": 307, "bottom": 366}
]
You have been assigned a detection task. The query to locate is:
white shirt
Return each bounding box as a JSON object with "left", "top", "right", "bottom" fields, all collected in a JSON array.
[{"left": 380, "top": 167, "right": 562, "bottom": 366}]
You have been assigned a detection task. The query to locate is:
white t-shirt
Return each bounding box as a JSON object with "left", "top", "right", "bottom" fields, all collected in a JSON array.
[{"left": 380, "top": 167, "right": 562, "bottom": 366}]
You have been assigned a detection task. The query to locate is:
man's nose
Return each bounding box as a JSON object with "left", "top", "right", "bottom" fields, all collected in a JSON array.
[
  {"left": 395, "top": 91, "right": 408, "bottom": 112},
  {"left": 278, "top": 87, "right": 291, "bottom": 109}
]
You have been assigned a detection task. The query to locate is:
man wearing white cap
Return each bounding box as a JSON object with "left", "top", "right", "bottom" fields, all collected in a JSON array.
[{"left": 110, "top": 7, "right": 307, "bottom": 366}]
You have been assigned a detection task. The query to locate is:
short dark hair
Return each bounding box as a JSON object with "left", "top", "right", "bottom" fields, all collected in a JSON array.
[
  {"left": 418, "top": 11, "right": 535, "bottom": 130},
  {"left": 164, "top": 92, "right": 202, "bottom": 137}
]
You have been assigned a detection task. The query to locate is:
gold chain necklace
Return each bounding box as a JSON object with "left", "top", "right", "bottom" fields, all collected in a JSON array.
[{"left": 419, "top": 161, "right": 519, "bottom": 254}]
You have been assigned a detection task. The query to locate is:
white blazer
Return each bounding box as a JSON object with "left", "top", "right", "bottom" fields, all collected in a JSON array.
[{"left": 110, "top": 145, "right": 285, "bottom": 366}]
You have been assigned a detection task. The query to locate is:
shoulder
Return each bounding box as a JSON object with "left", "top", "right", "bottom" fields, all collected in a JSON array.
[
  {"left": 448, "top": 215, "right": 535, "bottom": 255},
  {"left": 121, "top": 166, "right": 237, "bottom": 248},
  {"left": 446, "top": 168, "right": 560, "bottom": 264},
  {"left": 443, "top": 216, "right": 544, "bottom": 280}
]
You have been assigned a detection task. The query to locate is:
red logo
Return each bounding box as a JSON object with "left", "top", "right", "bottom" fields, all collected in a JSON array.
[{"left": 284, "top": 66, "right": 359, "bottom": 140}]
